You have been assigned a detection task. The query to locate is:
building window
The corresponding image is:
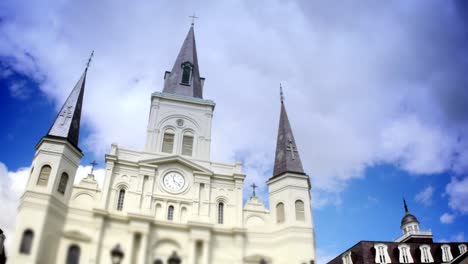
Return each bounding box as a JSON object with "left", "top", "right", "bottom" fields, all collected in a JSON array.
[
  {"left": 19, "top": 229, "right": 34, "bottom": 254},
  {"left": 168, "top": 205, "right": 174, "bottom": 220},
  {"left": 181, "top": 62, "right": 192, "bottom": 85},
  {"left": 295, "top": 200, "right": 305, "bottom": 221},
  {"left": 117, "top": 189, "right": 125, "bottom": 211},
  {"left": 37, "top": 165, "right": 51, "bottom": 186},
  {"left": 398, "top": 245, "right": 413, "bottom": 263},
  {"left": 441, "top": 245, "right": 453, "bottom": 262},
  {"left": 342, "top": 251, "right": 353, "bottom": 264},
  {"left": 154, "top": 259, "right": 163, "bottom": 264},
  {"left": 182, "top": 135, "right": 194, "bottom": 156},
  {"left": 420, "top": 245, "right": 433, "bottom": 263},
  {"left": 57, "top": 172, "right": 69, "bottom": 194},
  {"left": 276, "top": 202, "right": 285, "bottom": 224},
  {"left": 459, "top": 244, "right": 467, "bottom": 254},
  {"left": 218, "top": 202, "right": 224, "bottom": 224},
  {"left": 162, "top": 133, "right": 175, "bottom": 154},
  {"left": 66, "top": 244, "right": 80, "bottom": 264},
  {"left": 374, "top": 244, "right": 390, "bottom": 264}
]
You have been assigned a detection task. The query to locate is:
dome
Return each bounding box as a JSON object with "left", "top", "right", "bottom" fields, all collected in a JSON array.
[{"left": 401, "top": 212, "right": 419, "bottom": 227}]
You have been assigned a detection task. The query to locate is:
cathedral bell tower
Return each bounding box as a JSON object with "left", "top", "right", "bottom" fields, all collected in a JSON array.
[
  {"left": 11, "top": 56, "right": 91, "bottom": 264},
  {"left": 266, "top": 86, "right": 315, "bottom": 263},
  {"left": 144, "top": 24, "right": 215, "bottom": 161}
]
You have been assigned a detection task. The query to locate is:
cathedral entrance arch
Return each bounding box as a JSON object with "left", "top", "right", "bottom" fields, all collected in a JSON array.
[{"left": 152, "top": 239, "right": 182, "bottom": 263}]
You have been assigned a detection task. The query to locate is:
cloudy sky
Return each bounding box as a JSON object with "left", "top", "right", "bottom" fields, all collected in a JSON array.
[{"left": 1, "top": 0, "right": 467, "bottom": 262}]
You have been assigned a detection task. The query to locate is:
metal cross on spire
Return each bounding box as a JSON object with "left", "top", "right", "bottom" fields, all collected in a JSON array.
[
  {"left": 280, "top": 83, "right": 284, "bottom": 103},
  {"left": 251, "top": 183, "right": 258, "bottom": 197},
  {"left": 90, "top": 160, "right": 98, "bottom": 174},
  {"left": 189, "top": 13, "right": 199, "bottom": 26},
  {"left": 86, "top": 50, "right": 94, "bottom": 70}
]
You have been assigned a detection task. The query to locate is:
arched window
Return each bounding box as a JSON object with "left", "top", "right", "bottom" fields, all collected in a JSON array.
[
  {"left": 19, "top": 229, "right": 34, "bottom": 254},
  {"left": 218, "top": 202, "right": 224, "bottom": 224},
  {"left": 66, "top": 244, "right": 80, "bottom": 264},
  {"left": 154, "top": 259, "right": 163, "bottom": 264},
  {"left": 276, "top": 202, "right": 285, "bottom": 224},
  {"left": 162, "top": 132, "right": 175, "bottom": 154},
  {"left": 295, "top": 200, "right": 305, "bottom": 221},
  {"left": 374, "top": 244, "right": 390, "bottom": 264},
  {"left": 37, "top": 165, "right": 51, "bottom": 186},
  {"left": 181, "top": 63, "right": 192, "bottom": 85},
  {"left": 168, "top": 205, "right": 174, "bottom": 220},
  {"left": 57, "top": 172, "right": 69, "bottom": 194},
  {"left": 419, "top": 245, "right": 434, "bottom": 263},
  {"left": 182, "top": 134, "right": 194, "bottom": 156},
  {"left": 441, "top": 244, "right": 453, "bottom": 262},
  {"left": 342, "top": 251, "right": 353, "bottom": 264},
  {"left": 117, "top": 189, "right": 125, "bottom": 211},
  {"left": 398, "top": 244, "right": 413, "bottom": 263},
  {"left": 459, "top": 244, "right": 467, "bottom": 254}
]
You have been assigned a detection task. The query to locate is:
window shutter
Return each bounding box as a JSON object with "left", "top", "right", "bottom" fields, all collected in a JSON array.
[
  {"left": 276, "top": 203, "right": 285, "bottom": 223},
  {"left": 37, "top": 165, "right": 51, "bottom": 186},
  {"left": 295, "top": 200, "right": 305, "bottom": 221},
  {"left": 162, "top": 133, "right": 174, "bottom": 153},
  {"left": 182, "top": 135, "right": 194, "bottom": 156},
  {"left": 57, "top": 173, "right": 69, "bottom": 194}
]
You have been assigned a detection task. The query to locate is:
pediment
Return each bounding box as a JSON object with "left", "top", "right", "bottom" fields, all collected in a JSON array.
[{"left": 139, "top": 155, "right": 213, "bottom": 175}]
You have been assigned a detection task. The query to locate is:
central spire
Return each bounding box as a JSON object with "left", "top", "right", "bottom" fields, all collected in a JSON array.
[
  {"left": 163, "top": 25, "right": 204, "bottom": 98},
  {"left": 272, "top": 85, "right": 305, "bottom": 178}
]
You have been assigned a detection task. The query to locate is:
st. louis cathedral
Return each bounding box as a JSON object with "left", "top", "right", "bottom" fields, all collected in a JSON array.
[{"left": 10, "top": 24, "right": 316, "bottom": 264}]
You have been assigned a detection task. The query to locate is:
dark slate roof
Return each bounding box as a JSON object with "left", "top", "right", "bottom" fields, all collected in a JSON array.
[
  {"left": 401, "top": 212, "right": 420, "bottom": 226},
  {"left": 272, "top": 100, "right": 305, "bottom": 178},
  {"left": 162, "top": 25, "right": 203, "bottom": 98},
  {"left": 327, "top": 240, "right": 468, "bottom": 264},
  {"left": 46, "top": 68, "right": 87, "bottom": 149}
]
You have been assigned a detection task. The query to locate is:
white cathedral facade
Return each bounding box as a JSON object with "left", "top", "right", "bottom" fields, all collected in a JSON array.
[{"left": 10, "top": 25, "right": 316, "bottom": 264}]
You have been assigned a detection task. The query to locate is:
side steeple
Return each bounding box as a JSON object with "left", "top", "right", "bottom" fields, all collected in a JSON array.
[
  {"left": 46, "top": 52, "right": 93, "bottom": 149},
  {"left": 272, "top": 85, "right": 305, "bottom": 178},
  {"left": 162, "top": 25, "right": 204, "bottom": 98}
]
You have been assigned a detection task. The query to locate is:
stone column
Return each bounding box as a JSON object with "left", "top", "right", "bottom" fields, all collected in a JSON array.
[
  {"left": 202, "top": 240, "right": 210, "bottom": 264},
  {"left": 98, "top": 154, "right": 116, "bottom": 209},
  {"left": 138, "top": 232, "right": 149, "bottom": 264}
]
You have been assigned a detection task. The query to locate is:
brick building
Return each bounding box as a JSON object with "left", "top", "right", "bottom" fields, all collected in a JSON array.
[{"left": 328, "top": 200, "right": 467, "bottom": 264}]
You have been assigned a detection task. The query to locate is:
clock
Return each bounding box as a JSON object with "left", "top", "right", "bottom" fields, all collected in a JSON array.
[{"left": 162, "top": 172, "right": 185, "bottom": 192}]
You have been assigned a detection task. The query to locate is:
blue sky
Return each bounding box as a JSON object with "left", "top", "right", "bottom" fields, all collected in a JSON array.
[{"left": 1, "top": 0, "right": 468, "bottom": 263}]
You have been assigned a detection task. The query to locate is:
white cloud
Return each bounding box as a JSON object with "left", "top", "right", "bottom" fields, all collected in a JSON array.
[
  {"left": 445, "top": 176, "right": 468, "bottom": 214},
  {"left": 453, "top": 232, "right": 465, "bottom": 242},
  {"left": 8, "top": 80, "right": 32, "bottom": 100},
  {"left": 0, "top": 162, "right": 30, "bottom": 252},
  {"left": 439, "top": 212, "right": 455, "bottom": 224},
  {"left": 415, "top": 186, "right": 434, "bottom": 206},
  {"left": 1, "top": 0, "right": 467, "bottom": 207}
]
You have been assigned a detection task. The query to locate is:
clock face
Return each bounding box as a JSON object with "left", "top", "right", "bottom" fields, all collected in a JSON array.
[{"left": 163, "top": 172, "right": 185, "bottom": 192}]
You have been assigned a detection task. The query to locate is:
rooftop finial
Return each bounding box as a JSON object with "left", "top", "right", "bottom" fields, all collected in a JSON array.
[
  {"left": 403, "top": 197, "right": 409, "bottom": 213},
  {"left": 86, "top": 50, "right": 94, "bottom": 70},
  {"left": 251, "top": 183, "right": 258, "bottom": 197},
  {"left": 189, "top": 13, "right": 199, "bottom": 26},
  {"left": 90, "top": 160, "right": 98, "bottom": 174},
  {"left": 280, "top": 83, "right": 284, "bottom": 103}
]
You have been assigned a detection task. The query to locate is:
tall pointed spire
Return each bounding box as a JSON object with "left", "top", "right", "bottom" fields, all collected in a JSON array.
[
  {"left": 272, "top": 85, "right": 305, "bottom": 178},
  {"left": 46, "top": 52, "right": 92, "bottom": 149},
  {"left": 163, "top": 25, "right": 203, "bottom": 98},
  {"left": 403, "top": 198, "right": 409, "bottom": 213}
]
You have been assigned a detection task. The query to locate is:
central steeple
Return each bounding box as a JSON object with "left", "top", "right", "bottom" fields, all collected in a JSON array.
[{"left": 163, "top": 25, "right": 204, "bottom": 98}]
